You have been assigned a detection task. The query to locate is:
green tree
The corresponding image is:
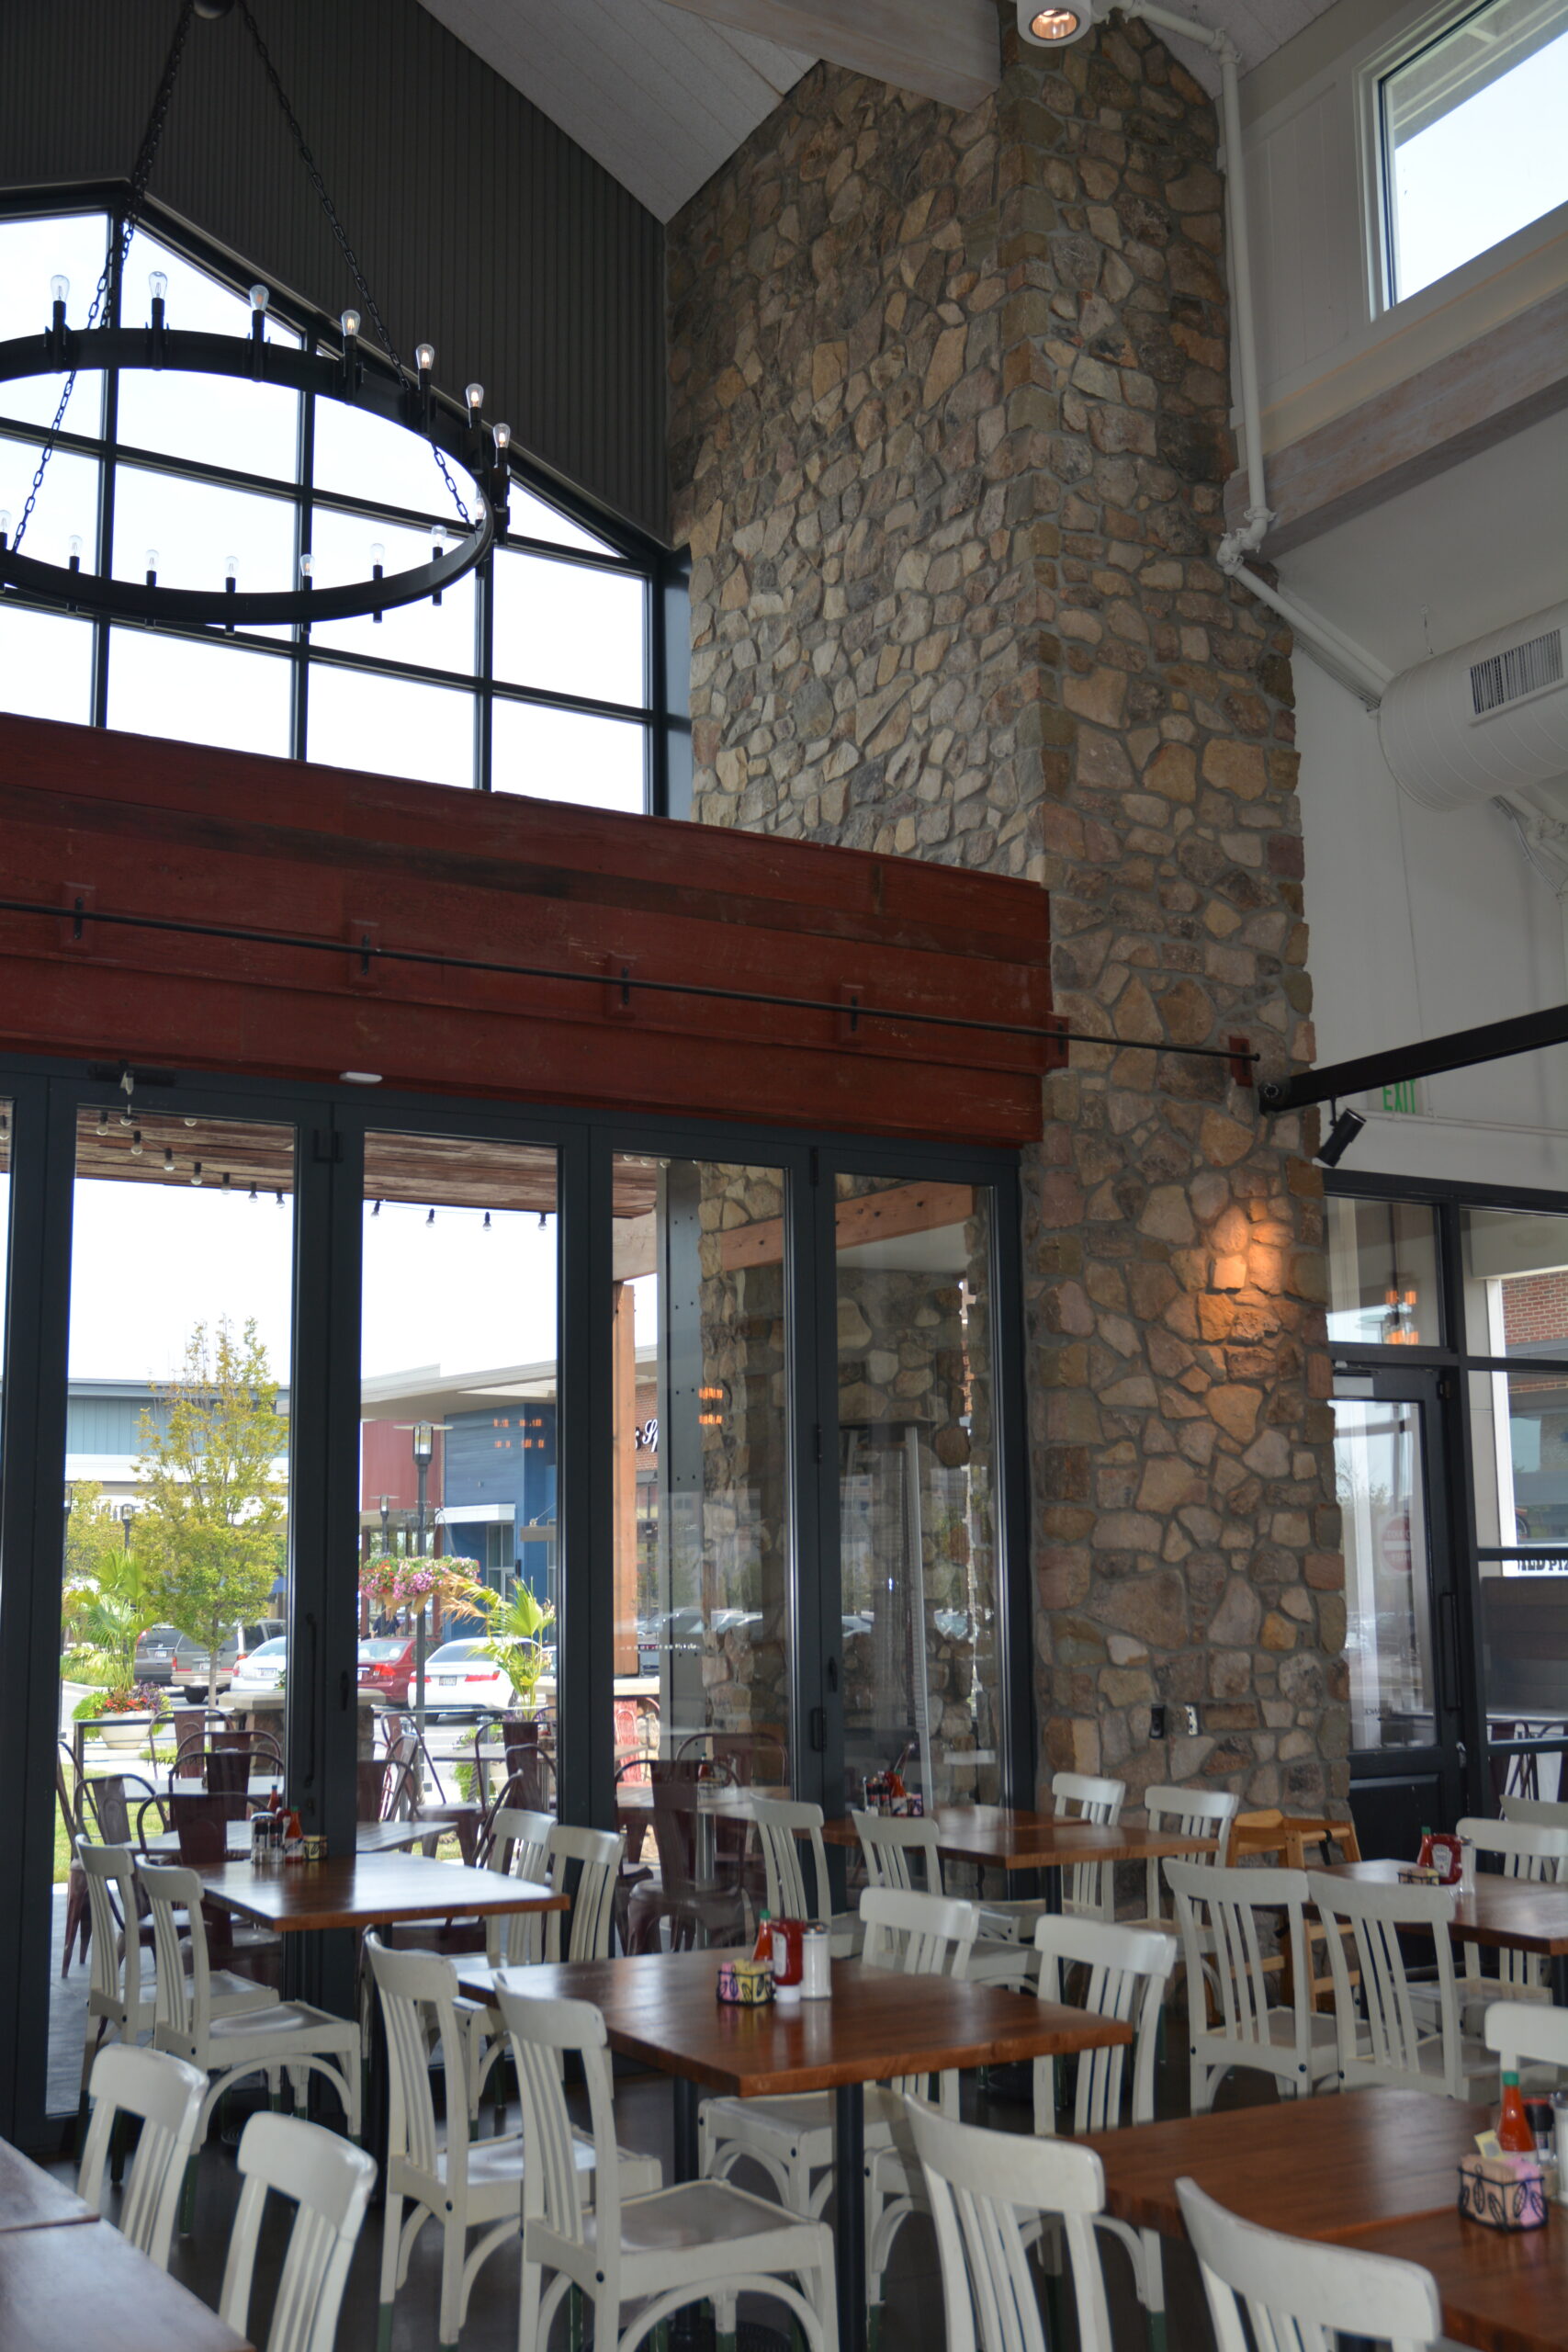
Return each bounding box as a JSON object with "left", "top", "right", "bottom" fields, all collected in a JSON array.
[
  {"left": 478, "top": 1583, "right": 557, "bottom": 1707},
  {"left": 135, "top": 1318, "right": 288, "bottom": 1703},
  {"left": 62, "top": 1549, "right": 152, "bottom": 1689}
]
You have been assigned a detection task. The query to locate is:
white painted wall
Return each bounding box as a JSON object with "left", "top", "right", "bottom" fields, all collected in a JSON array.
[{"left": 1295, "top": 651, "right": 1568, "bottom": 1188}]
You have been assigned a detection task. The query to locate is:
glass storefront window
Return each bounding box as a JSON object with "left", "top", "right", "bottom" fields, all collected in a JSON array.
[
  {"left": 1326, "top": 1195, "right": 1440, "bottom": 1349},
  {"left": 1461, "top": 1208, "right": 1568, "bottom": 1360},
  {"left": 1470, "top": 1364, "right": 1568, "bottom": 1549},
  {"left": 836, "top": 1175, "right": 1000, "bottom": 1809},
  {"left": 1332, "top": 1394, "right": 1436, "bottom": 1750}
]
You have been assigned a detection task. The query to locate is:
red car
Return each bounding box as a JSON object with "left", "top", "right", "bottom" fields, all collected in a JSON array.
[{"left": 356, "top": 1634, "right": 417, "bottom": 1707}]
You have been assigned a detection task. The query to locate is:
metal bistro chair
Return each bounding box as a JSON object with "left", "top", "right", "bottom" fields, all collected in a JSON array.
[
  {"left": 1177, "top": 2177, "right": 1442, "bottom": 2352},
  {"left": 219, "top": 2112, "right": 377, "bottom": 2352}
]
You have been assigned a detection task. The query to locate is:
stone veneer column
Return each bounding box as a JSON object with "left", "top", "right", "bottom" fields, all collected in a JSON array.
[{"left": 667, "top": 5, "right": 1348, "bottom": 1813}]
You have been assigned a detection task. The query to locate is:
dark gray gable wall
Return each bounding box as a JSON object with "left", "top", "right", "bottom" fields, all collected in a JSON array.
[{"left": 0, "top": 0, "right": 666, "bottom": 539}]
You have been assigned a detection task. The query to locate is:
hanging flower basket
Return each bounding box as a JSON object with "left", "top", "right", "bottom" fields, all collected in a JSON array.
[{"left": 359, "top": 1552, "right": 486, "bottom": 1617}]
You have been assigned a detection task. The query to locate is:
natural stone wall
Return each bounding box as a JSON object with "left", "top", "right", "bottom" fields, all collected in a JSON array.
[{"left": 667, "top": 6, "right": 1346, "bottom": 1815}]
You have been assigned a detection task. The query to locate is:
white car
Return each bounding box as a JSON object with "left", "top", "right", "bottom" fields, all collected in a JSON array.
[
  {"left": 419, "top": 1639, "right": 518, "bottom": 1717},
  {"left": 230, "top": 1635, "right": 288, "bottom": 1693}
]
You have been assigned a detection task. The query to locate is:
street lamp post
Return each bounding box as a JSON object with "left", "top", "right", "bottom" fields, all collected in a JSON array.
[
  {"left": 119, "top": 1503, "right": 135, "bottom": 1552},
  {"left": 378, "top": 1494, "right": 390, "bottom": 1555},
  {"left": 412, "top": 1423, "right": 434, "bottom": 1727}
]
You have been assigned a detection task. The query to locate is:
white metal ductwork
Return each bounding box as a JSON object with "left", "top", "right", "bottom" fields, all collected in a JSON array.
[{"left": 1377, "top": 603, "right": 1568, "bottom": 812}]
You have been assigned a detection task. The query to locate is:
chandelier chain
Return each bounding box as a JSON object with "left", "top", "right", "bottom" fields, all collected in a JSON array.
[
  {"left": 236, "top": 0, "right": 470, "bottom": 526},
  {"left": 11, "top": 0, "right": 196, "bottom": 552}
]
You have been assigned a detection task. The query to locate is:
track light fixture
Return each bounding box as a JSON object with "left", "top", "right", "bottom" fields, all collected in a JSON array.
[
  {"left": 1315, "top": 1103, "right": 1366, "bottom": 1169},
  {"left": 1017, "top": 0, "right": 1095, "bottom": 45}
]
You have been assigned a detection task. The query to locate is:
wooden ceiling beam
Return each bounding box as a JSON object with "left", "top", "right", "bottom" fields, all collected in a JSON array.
[{"left": 660, "top": 0, "right": 1000, "bottom": 111}]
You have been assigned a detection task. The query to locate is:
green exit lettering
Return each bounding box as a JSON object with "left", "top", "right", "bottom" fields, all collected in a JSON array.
[{"left": 1382, "top": 1080, "right": 1419, "bottom": 1115}]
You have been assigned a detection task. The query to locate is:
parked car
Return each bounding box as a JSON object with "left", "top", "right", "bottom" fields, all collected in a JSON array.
[
  {"left": 419, "top": 1637, "right": 518, "bottom": 1717},
  {"left": 230, "top": 1635, "right": 288, "bottom": 1694},
  {"left": 356, "top": 1634, "right": 417, "bottom": 1708},
  {"left": 636, "top": 1607, "right": 706, "bottom": 1675},
  {"left": 171, "top": 1619, "right": 285, "bottom": 1693},
  {"left": 132, "top": 1624, "right": 186, "bottom": 1688}
]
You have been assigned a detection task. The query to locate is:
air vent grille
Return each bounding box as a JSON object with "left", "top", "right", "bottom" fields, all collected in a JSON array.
[{"left": 1471, "top": 628, "right": 1563, "bottom": 716}]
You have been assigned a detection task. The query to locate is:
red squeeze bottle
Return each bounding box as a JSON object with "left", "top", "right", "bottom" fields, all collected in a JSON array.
[
  {"left": 1416, "top": 1825, "right": 1435, "bottom": 1871},
  {"left": 1498, "top": 2072, "right": 1535, "bottom": 2154}
]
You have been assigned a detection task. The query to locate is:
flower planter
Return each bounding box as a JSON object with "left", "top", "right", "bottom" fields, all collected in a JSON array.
[{"left": 97, "top": 1720, "right": 149, "bottom": 1749}]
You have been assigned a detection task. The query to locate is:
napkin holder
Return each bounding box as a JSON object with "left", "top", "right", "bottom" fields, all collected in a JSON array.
[{"left": 1458, "top": 2152, "right": 1550, "bottom": 2231}]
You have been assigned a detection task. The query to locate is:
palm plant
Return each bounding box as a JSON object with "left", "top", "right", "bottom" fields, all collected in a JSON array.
[{"left": 478, "top": 1583, "right": 557, "bottom": 1705}]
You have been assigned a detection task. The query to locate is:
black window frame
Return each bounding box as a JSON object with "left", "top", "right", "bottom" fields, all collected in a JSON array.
[{"left": 0, "top": 186, "right": 678, "bottom": 811}]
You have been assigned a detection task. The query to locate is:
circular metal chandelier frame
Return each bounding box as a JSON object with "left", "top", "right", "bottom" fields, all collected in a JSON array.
[{"left": 0, "top": 322, "right": 505, "bottom": 628}]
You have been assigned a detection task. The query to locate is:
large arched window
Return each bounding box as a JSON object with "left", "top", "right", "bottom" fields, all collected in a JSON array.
[{"left": 0, "top": 202, "right": 660, "bottom": 812}]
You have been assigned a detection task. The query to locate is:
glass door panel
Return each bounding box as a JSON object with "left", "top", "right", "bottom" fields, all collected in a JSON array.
[
  {"left": 612, "top": 1154, "right": 792, "bottom": 1951},
  {"left": 56, "top": 1106, "right": 296, "bottom": 2120},
  {"left": 835, "top": 1175, "right": 1000, "bottom": 1811},
  {"left": 359, "top": 1132, "right": 558, "bottom": 1823}
]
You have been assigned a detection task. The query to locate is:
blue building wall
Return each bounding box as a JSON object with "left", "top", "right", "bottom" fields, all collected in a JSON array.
[{"left": 442, "top": 1403, "right": 558, "bottom": 1600}]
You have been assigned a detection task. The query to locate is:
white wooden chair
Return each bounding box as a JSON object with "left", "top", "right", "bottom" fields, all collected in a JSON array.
[
  {"left": 1167, "top": 1860, "right": 1342, "bottom": 2109},
  {"left": 1023, "top": 1916, "right": 1175, "bottom": 2352},
  {"left": 76, "top": 2042, "right": 206, "bottom": 2271},
  {"left": 701, "top": 1887, "right": 977, "bottom": 2239},
  {"left": 1177, "top": 2176, "right": 1442, "bottom": 2352},
  {"left": 1306, "top": 1871, "right": 1495, "bottom": 2101},
  {"left": 1450, "top": 1816, "right": 1568, "bottom": 2023},
  {"left": 1483, "top": 1997, "right": 1568, "bottom": 2086},
  {"left": 500, "top": 1983, "right": 840, "bottom": 2351},
  {"left": 218, "top": 2111, "right": 377, "bottom": 2352},
  {"left": 77, "top": 1838, "right": 277, "bottom": 2109},
  {"left": 851, "top": 1811, "right": 1031, "bottom": 1985},
  {"left": 137, "top": 1860, "right": 360, "bottom": 2219},
  {"left": 750, "top": 1795, "right": 861, "bottom": 1956},
  {"left": 1126, "top": 1788, "right": 1238, "bottom": 1931},
  {"left": 906, "top": 2097, "right": 1113, "bottom": 2352},
  {"left": 457, "top": 1818, "right": 622, "bottom": 2123},
  {"left": 451, "top": 1804, "right": 553, "bottom": 2124},
  {"left": 980, "top": 1771, "right": 1128, "bottom": 1946},
  {"left": 1499, "top": 1793, "right": 1568, "bottom": 1833},
  {"left": 367, "top": 1934, "right": 660, "bottom": 2352}
]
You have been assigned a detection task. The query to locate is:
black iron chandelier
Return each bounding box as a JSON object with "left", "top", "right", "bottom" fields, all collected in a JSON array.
[{"left": 0, "top": 0, "right": 510, "bottom": 630}]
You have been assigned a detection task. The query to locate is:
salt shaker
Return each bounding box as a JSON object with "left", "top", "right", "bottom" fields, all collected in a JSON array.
[
  {"left": 1552, "top": 2091, "right": 1568, "bottom": 2203},
  {"left": 801, "top": 1920, "right": 831, "bottom": 1999},
  {"left": 1459, "top": 1837, "right": 1476, "bottom": 1895}
]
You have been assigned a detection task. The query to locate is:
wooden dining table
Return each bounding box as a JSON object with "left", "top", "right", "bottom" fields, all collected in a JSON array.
[
  {"left": 1079, "top": 2086, "right": 1567, "bottom": 2352},
  {"left": 0, "top": 2133, "right": 248, "bottom": 2350},
  {"left": 1315, "top": 1858, "right": 1568, "bottom": 2006},
  {"left": 457, "top": 1943, "right": 1133, "bottom": 2352},
  {"left": 820, "top": 1805, "right": 1220, "bottom": 1911},
  {"left": 142, "top": 1814, "right": 446, "bottom": 1861}
]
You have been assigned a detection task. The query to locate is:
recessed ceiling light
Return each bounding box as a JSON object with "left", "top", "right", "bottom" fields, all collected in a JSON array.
[
  {"left": 1019, "top": 2, "right": 1093, "bottom": 44},
  {"left": 339, "top": 1070, "right": 383, "bottom": 1084}
]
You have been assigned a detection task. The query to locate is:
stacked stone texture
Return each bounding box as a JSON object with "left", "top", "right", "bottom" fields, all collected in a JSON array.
[{"left": 668, "top": 6, "right": 1347, "bottom": 1814}]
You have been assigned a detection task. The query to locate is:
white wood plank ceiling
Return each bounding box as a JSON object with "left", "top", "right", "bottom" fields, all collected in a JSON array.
[{"left": 416, "top": 0, "right": 1342, "bottom": 221}]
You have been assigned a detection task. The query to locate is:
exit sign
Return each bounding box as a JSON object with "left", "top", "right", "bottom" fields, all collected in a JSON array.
[{"left": 1381, "top": 1080, "right": 1421, "bottom": 1115}]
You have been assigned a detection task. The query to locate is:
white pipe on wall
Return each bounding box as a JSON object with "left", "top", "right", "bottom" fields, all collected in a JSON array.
[{"left": 1122, "top": 1, "right": 1390, "bottom": 698}]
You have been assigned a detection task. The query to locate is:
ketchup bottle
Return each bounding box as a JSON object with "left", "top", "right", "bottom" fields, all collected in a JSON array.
[
  {"left": 1499, "top": 2072, "right": 1535, "bottom": 2154},
  {"left": 1416, "top": 1825, "right": 1435, "bottom": 1871}
]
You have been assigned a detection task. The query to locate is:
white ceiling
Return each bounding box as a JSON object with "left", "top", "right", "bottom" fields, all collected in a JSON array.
[
  {"left": 417, "top": 0, "right": 1343, "bottom": 221},
  {"left": 1279, "top": 410, "right": 1568, "bottom": 676}
]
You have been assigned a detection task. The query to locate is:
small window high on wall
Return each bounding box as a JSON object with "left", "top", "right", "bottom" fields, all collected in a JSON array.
[
  {"left": 1378, "top": 0, "right": 1568, "bottom": 304},
  {"left": 0, "top": 200, "right": 660, "bottom": 810}
]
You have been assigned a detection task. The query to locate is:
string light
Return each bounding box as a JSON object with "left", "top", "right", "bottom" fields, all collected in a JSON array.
[
  {"left": 482, "top": 1212, "right": 491, "bottom": 1231},
  {"left": 190, "top": 1161, "right": 203, "bottom": 1186},
  {"left": 248, "top": 1183, "right": 257, "bottom": 1201},
  {"left": 130, "top": 1130, "right": 142, "bottom": 1157},
  {"left": 426, "top": 1208, "right": 435, "bottom": 1227},
  {"left": 163, "top": 1147, "right": 175, "bottom": 1172}
]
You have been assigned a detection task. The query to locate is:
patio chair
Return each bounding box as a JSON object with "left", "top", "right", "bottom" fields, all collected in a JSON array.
[
  {"left": 981, "top": 1771, "right": 1128, "bottom": 1946},
  {"left": 219, "top": 2112, "right": 377, "bottom": 2352},
  {"left": 1177, "top": 2177, "right": 1442, "bottom": 2352},
  {"left": 1483, "top": 1996, "right": 1568, "bottom": 2085},
  {"left": 77, "top": 2042, "right": 207, "bottom": 2271},
  {"left": 56, "top": 1742, "right": 91, "bottom": 1972},
  {"left": 906, "top": 2097, "right": 1113, "bottom": 2352},
  {"left": 623, "top": 1761, "right": 748, "bottom": 1955},
  {"left": 500, "top": 1984, "right": 836, "bottom": 2352},
  {"left": 1449, "top": 1815, "right": 1568, "bottom": 2026},
  {"left": 852, "top": 1809, "right": 1031, "bottom": 1985},
  {"left": 750, "top": 1793, "right": 862, "bottom": 1957}
]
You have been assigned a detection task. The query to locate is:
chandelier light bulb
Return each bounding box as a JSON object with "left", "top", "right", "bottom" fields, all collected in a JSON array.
[
  {"left": 51, "top": 274, "right": 69, "bottom": 307},
  {"left": 465, "top": 381, "right": 484, "bottom": 413},
  {"left": 492, "top": 421, "right": 511, "bottom": 454},
  {"left": 225, "top": 555, "right": 237, "bottom": 584},
  {"left": 369, "top": 540, "right": 385, "bottom": 570},
  {"left": 340, "top": 308, "right": 360, "bottom": 340},
  {"left": 415, "top": 341, "right": 434, "bottom": 373},
  {"left": 67, "top": 534, "right": 83, "bottom": 571},
  {"left": 149, "top": 270, "right": 168, "bottom": 302},
  {"left": 249, "top": 283, "right": 269, "bottom": 312},
  {"left": 144, "top": 548, "right": 159, "bottom": 583},
  {"left": 0, "top": 510, "right": 10, "bottom": 548},
  {"left": 299, "top": 551, "right": 313, "bottom": 581}
]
